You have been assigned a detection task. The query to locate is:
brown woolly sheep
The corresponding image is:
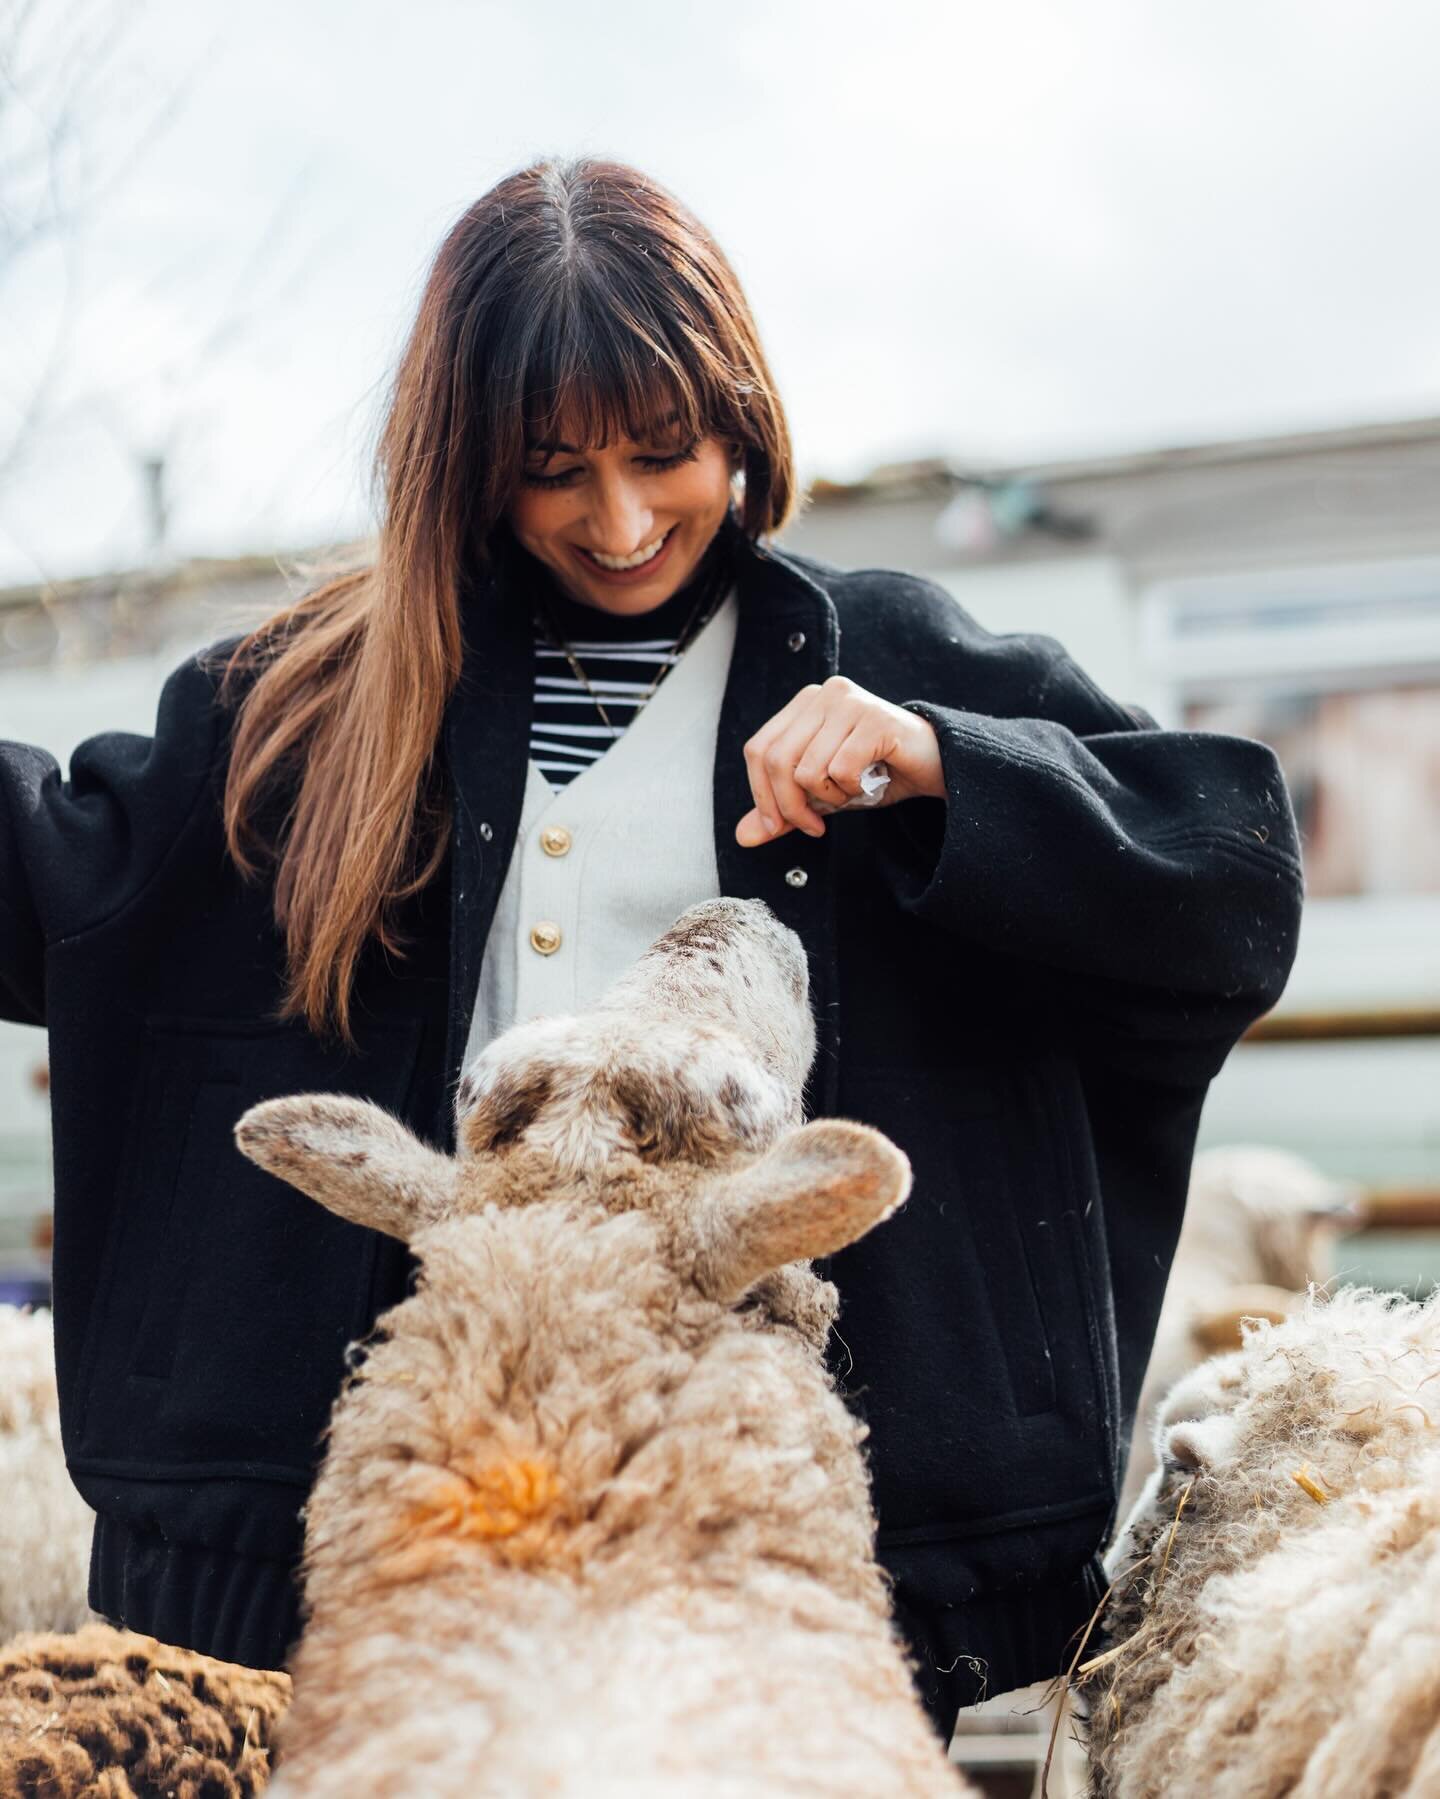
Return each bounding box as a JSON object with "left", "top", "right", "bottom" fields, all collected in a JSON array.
[
  {"left": 0, "top": 1305, "right": 95, "bottom": 1639},
  {"left": 1117, "top": 1145, "right": 1356, "bottom": 1521},
  {"left": 1085, "top": 1287, "right": 1440, "bottom": 1798},
  {"left": 0, "top": 1621, "right": 290, "bottom": 1797},
  {"left": 236, "top": 898, "right": 974, "bottom": 1797}
]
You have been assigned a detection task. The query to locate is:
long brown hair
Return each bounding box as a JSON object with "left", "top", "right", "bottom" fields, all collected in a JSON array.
[{"left": 214, "top": 156, "right": 796, "bottom": 1047}]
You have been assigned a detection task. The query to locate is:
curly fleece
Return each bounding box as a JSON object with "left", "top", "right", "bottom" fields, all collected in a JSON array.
[
  {"left": 1088, "top": 1287, "right": 1440, "bottom": 1798},
  {"left": 0, "top": 1622, "right": 290, "bottom": 1797}
]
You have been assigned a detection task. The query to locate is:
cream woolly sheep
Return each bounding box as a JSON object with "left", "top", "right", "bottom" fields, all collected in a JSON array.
[
  {"left": 236, "top": 898, "right": 973, "bottom": 1797},
  {"left": 0, "top": 1621, "right": 290, "bottom": 1796},
  {"left": 1086, "top": 1287, "right": 1440, "bottom": 1798},
  {"left": 0, "top": 1304, "right": 95, "bottom": 1638},
  {"left": 1117, "top": 1145, "right": 1356, "bottom": 1520}
]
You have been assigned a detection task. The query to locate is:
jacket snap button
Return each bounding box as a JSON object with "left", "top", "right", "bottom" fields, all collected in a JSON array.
[
  {"left": 529, "top": 921, "right": 562, "bottom": 955},
  {"left": 785, "top": 867, "right": 808, "bottom": 889},
  {"left": 787, "top": 631, "right": 806, "bottom": 652},
  {"left": 540, "top": 825, "right": 572, "bottom": 857},
  {"left": 479, "top": 821, "right": 494, "bottom": 842}
]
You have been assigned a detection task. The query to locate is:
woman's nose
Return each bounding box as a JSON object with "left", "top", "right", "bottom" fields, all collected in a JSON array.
[{"left": 588, "top": 474, "right": 655, "bottom": 554}]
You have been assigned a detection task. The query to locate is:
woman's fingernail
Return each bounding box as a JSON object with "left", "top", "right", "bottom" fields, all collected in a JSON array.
[{"left": 760, "top": 814, "right": 778, "bottom": 835}]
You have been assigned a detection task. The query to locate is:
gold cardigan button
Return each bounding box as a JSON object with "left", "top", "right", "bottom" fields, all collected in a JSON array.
[
  {"left": 540, "top": 825, "right": 572, "bottom": 857},
  {"left": 529, "top": 922, "right": 562, "bottom": 955}
]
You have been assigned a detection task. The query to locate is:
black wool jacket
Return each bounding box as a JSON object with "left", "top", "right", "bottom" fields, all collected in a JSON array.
[{"left": 0, "top": 524, "right": 1303, "bottom": 1705}]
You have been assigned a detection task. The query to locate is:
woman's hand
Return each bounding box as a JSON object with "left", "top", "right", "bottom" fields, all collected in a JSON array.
[{"left": 736, "top": 676, "right": 945, "bottom": 846}]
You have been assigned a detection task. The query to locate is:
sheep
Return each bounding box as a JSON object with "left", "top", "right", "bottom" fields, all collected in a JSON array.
[
  {"left": 0, "top": 1304, "right": 95, "bottom": 1639},
  {"left": 234, "top": 897, "right": 975, "bottom": 1797},
  {"left": 0, "top": 1621, "right": 290, "bottom": 1797},
  {"left": 1083, "top": 1286, "right": 1440, "bottom": 1798},
  {"left": 1117, "top": 1145, "right": 1356, "bottom": 1520}
]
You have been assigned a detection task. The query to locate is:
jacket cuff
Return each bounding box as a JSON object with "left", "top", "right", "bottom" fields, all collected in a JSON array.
[{"left": 866, "top": 702, "right": 957, "bottom": 913}]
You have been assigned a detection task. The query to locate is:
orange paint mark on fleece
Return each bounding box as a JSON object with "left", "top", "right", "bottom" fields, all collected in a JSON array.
[{"left": 397, "top": 1457, "right": 568, "bottom": 1568}]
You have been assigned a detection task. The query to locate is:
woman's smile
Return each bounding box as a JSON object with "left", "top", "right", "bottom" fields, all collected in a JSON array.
[{"left": 572, "top": 525, "right": 678, "bottom": 584}]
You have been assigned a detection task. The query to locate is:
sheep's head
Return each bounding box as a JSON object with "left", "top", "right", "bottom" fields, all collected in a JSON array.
[
  {"left": 1182, "top": 1145, "right": 1359, "bottom": 1292},
  {"left": 1108, "top": 1289, "right": 1440, "bottom": 1585},
  {"left": 456, "top": 896, "right": 814, "bottom": 1175},
  {"left": 234, "top": 899, "right": 909, "bottom": 1316}
]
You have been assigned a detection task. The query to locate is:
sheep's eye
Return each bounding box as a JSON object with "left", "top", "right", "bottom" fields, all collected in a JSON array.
[{"left": 463, "top": 1067, "right": 554, "bottom": 1152}]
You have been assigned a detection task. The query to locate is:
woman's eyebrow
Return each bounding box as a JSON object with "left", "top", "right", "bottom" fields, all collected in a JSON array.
[{"left": 528, "top": 410, "right": 684, "bottom": 456}]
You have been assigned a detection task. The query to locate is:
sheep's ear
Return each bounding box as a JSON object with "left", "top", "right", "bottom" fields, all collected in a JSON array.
[
  {"left": 694, "top": 1119, "right": 911, "bottom": 1303},
  {"left": 235, "top": 1094, "right": 462, "bottom": 1242},
  {"left": 1162, "top": 1411, "right": 1241, "bottom": 1474}
]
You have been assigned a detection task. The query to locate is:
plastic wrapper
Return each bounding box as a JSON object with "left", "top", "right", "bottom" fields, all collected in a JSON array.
[{"left": 811, "top": 760, "right": 892, "bottom": 815}]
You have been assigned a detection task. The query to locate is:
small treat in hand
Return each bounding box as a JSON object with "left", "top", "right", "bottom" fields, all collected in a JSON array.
[{"left": 811, "top": 760, "right": 892, "bottom": 816}]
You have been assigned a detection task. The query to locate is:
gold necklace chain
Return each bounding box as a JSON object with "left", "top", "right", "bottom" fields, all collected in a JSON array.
[{"left": 532, "top": 575, "right": 723, "bottom": 737}]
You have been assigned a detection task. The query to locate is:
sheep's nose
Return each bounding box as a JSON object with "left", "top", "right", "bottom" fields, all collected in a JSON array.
[{"left": 684, "top": 901, "right": 806, "bottom": 994}]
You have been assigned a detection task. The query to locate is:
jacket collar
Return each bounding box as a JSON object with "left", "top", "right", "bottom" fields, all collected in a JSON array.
[{"left": 437, "top": 521, "right": 842, "bottom": 1147}]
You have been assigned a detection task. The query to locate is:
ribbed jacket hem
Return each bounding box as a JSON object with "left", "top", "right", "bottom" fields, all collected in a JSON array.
[
  {"left": 90, "top": 1513, "right": 300, "bottom": 1672},
  {"left": 891, "top": 1555, "right": 1108, "bottom": 1731},
  {"left": 88, "top": 1508, "right": 1109, "bottom": 1699}
]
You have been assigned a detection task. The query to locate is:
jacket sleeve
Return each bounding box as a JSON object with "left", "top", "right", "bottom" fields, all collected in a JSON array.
[
  {"left": 0, "top": 641, "right": 234, "bottom": 1027},
  {"left": 864, "top": 578, "right": 1305, "bottom": 1084}
]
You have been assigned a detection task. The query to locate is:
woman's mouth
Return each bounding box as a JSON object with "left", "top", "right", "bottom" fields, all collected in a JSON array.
[{"left": 573, "top": 526, "right": 677, "bottom": 583}]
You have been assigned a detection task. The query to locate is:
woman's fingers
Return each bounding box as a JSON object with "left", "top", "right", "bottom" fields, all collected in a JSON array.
[
  {"left": 792, "top": 711, "right": 863, "bottom": 813},
  {"left": 741, "top": 686, "right": 818, "bottom": 841},
  {"left": 826, "top": 721, "right": 886, "bottom": 798},
  {"left": 737, "top": 677, "right": 939, "bottom": 847},
  {"left": 764, "top": 714, "right": 831, "bottom": 836},
  {"left": 734, "top": 805, "right": 787, "bottom": 847}
]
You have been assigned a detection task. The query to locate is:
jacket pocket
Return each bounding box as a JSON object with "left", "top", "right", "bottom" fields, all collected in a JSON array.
[
  {"left": 72, "top": 1011, "right": 423, "bottom": 1479},
  {"left": 1018, "top": 1050, "right": 1122, "bottom": 1486}
]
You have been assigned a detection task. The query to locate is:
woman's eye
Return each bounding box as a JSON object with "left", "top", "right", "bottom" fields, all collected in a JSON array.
[
  {"left": 641, "top": 441, "right": 701, "bottom": 471},
  {"left": 521, "top": 440, "right": 701, "bottom": 489}
]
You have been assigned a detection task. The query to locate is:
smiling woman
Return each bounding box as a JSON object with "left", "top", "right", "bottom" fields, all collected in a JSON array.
[
  {"left": 513, "top": 419, "right": 737, "bottom": 612},
  {"left": 0, "top": 153, "right": 1305, "bottom": 1751}
]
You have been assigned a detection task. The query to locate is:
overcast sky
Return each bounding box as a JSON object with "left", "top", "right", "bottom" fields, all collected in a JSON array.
[{"left": 2, "top": 0, "right": 1438, "bottom": 584}]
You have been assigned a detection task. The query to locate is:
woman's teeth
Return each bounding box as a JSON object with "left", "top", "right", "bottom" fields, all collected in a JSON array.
[{"left": 585, "top": 532, "right": 669, "bottom": 571}]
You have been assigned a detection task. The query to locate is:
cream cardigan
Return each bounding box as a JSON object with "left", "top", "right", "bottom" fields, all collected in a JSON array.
[{"left": 458, "top": 587, "right": 739, "bottom": 1108}]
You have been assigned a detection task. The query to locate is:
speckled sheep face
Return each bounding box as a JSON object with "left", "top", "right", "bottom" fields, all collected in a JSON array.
[
  {"left": 233, "top": 899, "right": 908, "bottom": 1309},
  {"left": 456, "top": 898, "right": 815, "bottom": 1177},
  {"left": 591, "top": 897, "right": 814, "bottom": 1096}
]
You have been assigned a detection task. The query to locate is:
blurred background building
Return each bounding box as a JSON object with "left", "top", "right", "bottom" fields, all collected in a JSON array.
[{"left": 4, "top": 408, "right": 1439, "bottom": 1303}]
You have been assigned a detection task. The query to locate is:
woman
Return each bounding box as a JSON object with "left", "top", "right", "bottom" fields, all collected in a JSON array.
[{"left": 0, "top": 156, "right": 1303, "bottom": 1736}]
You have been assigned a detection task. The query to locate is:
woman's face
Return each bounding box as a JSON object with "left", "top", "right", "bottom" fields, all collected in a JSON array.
[{"left": 508, "top": 412, "right": 738, "bottom": 616}]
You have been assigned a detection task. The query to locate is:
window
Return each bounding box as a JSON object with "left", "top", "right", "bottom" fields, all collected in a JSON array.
[{"left": 1143, "top": 557, "right": 1440, "bottom": 901}]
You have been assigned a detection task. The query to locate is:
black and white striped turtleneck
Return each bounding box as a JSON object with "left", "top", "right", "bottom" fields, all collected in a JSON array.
[{"left": 520, "top": 525, "right": 736, "bottom": 789}]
